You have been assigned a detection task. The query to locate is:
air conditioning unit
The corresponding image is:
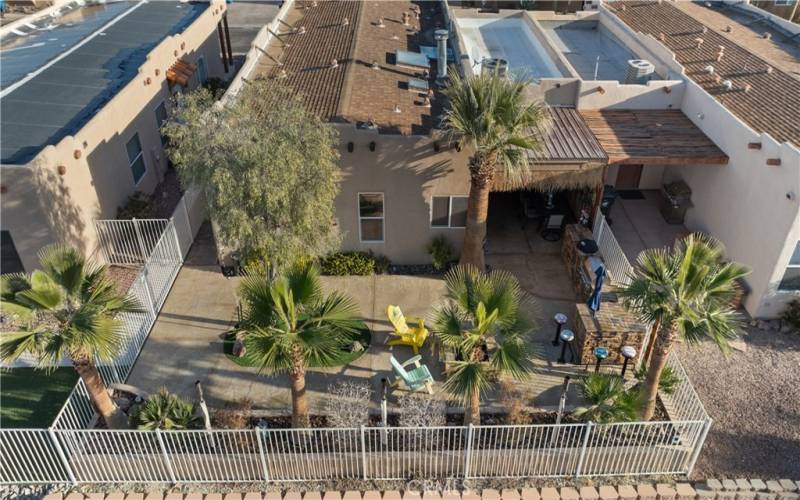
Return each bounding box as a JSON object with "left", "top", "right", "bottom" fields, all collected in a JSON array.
[
  {"left": 482, "top": 57, "right": 509, "bottom": 78},
  {"left": 624, "top": 59, "right": 656, "bottom": 84}
]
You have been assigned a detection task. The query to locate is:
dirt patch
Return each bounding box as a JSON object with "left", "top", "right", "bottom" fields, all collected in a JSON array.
[
  {"left": 107, "top": 265, "right": 140, "bottom": 296},
  {"left": 678, "top": 326, "right": 800, "bottom": 479},
  {"left": 150, "top": 168, "right": 184, "bottom": 219}
]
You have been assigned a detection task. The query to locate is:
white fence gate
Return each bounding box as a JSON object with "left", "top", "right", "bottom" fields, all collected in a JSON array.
[{"left": 592, "top": 213, "right": 634, "bottom": 287}]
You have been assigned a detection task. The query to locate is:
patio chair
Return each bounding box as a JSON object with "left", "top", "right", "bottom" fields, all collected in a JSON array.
[
  {"left": 387, "top": 305, "right": 429, "bottom": 354},
  {"left": 390, "top": 354, "right": 434, "bottom": 394},
  {"left": 541, "top": 214, "right": 565, "bottom": 242}
]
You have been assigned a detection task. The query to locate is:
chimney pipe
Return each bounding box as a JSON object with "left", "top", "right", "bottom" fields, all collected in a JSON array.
[{"left": 434, "top": 29, "right": 449, "bottom": 80}]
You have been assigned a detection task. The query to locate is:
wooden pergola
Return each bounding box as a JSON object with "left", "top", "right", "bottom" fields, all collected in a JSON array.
[{"left": 579, "top": 109, "right": 729, "bottom": 165}]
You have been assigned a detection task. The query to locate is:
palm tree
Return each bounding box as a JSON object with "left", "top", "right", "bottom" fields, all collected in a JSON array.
[
  {"left": 618, "top": 233, "right": 749, "bottom": 420},
  {"left": 238, "top": 263, "right": 366, "bottom": 427},
  {"left": 432, "top": 265, "right": 538, "bottom": 425},
  {"left": 573, "top": 373, "right": 643, "bottom": 423},
  {"left": 0, "top": 245, "right": 143, "bottom": 429},
  {"left": 131, "top": 388, "right": 201, "bottom": 430},
  {"left": 441, "top": 71, "right": 549, "bottom": 269}
]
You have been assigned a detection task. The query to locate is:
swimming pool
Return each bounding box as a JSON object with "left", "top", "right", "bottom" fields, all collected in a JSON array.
[{"left": 456, "top": 17, "right": 567, "bottom": 79}]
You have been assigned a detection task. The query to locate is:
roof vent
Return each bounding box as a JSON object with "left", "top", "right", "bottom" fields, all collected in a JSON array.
[
  {"left": 694, "top": 37, "right": 704, "bottom": 48},
  {"left": 705, "top": 65, "right": 715, "bottom": 74},
  {"left": 393, "top": 104, "right": 401, "bottom": 113},
  {"left": 435, "top": 29, "right": 450, "bottom": 80},
  {"left": 763, "top": 32, "right": 772, "bottom": 40},
  {"left": 743, "top": 83, "right": 752, "bottom": 93},
  {"left": 342, "top": 17, "right": 349, "bottom": 26},
  {"left": 331, "top": 59, "right": 338, "bottom": 69},
  {"left": 421, "top": 96, "right": 432, "bottom": 108},
  {"left": 402, "top": 12, "right": 410, "bottom": 26},
  {"left": 701, "top": 26, "right": 708, "bottom": 34},
  {"left": 377, "top": 17, "right": 385, "bottom": 28},
  {"left": 625, "top": 59, "right": 655, "bottom": 84},
  {"left": 766, "top": 66, "right": 773, "bottom": 74},
  {"left": 482, "top": 57, "right": 508, "bottom": 78},
  {"left": 722, "top": 79, "right": 733, "bottom": 91},
  {"left": 724, "top": 25, "right": 732, "bottom": 33},
  {"left": 278, "top": 69, "right": 288, "bottom": 78},
  {"left": 297, "top": 26, "right": 306, "bottom": 35}
]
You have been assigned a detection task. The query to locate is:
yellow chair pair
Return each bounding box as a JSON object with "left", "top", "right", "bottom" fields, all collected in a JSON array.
[{"left": 386, "top": 305, "right": 429, "bottom": 354}]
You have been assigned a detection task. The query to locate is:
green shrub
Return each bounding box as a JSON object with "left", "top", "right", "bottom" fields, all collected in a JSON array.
[
  {"left": 117, "top": 192, "right": 154, "bottom": 220},
  {"left": 574, "top": 373, "right": 644, "bottom": 423},
  {"left": 373, "top": 253, "right": 390, "bottom": 275},
  {"left": 781, "top": 299, "right": 800, "bottom": 333},
  {"left": 203, "top": 77, "right": 229, "bottom": 99},
  {"left": 320, "top": 252, "right": 376, "bottom": 276},
  {"left": 427, "top": 235, "right": 454, "bottom": 271},
  {"left": 634, "top": 364, "right": 680, "bottom": 395},
  {"left": 131, "top": 388, "right": 201, "bottom": 430}
]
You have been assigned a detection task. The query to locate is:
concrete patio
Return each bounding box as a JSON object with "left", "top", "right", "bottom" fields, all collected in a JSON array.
[{"left": 127, "top": 220, "right": 617, "bottom": 418}]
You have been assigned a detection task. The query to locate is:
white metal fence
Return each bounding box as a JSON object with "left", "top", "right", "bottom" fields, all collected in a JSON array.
[
  {"left": 1, "top": 411, "right": 710, "bottom": 485},
  {"left": 592, "top": 213, "right": 634, "bottom": 287}
]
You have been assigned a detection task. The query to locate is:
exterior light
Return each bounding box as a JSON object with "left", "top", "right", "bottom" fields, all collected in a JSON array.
[
  {"left": 552, "top": 313, "right": 568, "bottom": 346},
  {"left": 620, "top": 345, "right": 637, "bottom": 378},
  {"left": 557, "top": 329, "right": 574, "bottom": 364},
  {"left": 594, "top": 346, "right": 609, "bottom": 373}
]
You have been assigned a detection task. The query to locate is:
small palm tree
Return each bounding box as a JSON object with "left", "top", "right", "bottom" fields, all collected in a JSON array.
[
  {"left": 573, "top": 374, "right": 643, "bottom": 423},
  {"left": 441, "top": 71, "right": 549, "bottom": 269},
  {"left": 238, "top": 263, "right": 366, "bottom": 427},
  {"left": 432, "top": 265, "right": 538, "bottom": 425},
  {"left": 618, "top": 233, "right": 749, "bottom": 419},
  {"left": 132, "top": 388, "right": 201, "bottom": 430},
  {"left": 0, "top": 245, "right": 143, "bottom": 429}
]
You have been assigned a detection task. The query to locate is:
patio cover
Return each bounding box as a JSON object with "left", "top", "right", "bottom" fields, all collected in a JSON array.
[{"left": 579, "top": 110, "right": 729, "bottom": 165}]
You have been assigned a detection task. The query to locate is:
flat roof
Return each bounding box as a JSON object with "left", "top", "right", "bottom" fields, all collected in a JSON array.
[
  {"left": 580, "top": 109, "right": 729, "bottom": 165},
  {"left": 251, "top": 0, "right": 447, "bottom": 135},
  {"left": 610, "top": 1, "right": 800, "bottom": 148},
  {"left": 0, "top": 1, "right": 208, "bottom": 165}
]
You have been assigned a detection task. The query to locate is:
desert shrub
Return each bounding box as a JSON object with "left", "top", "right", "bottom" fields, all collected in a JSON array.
[
  {"left": 396, "top": 393, "right": 447, "bottom": 428},
  {"left": 500, "top": 380, "right": 531, "bottom": 425},
  {"left": 131, "top": 388, "right": 201, "bottom": 430},
  {"left": 634, "top": 364, "right": 680, "bottom": 395},
  {"left": 203, "top": 77, "right": 229, "bottom": 99},
  {"left": 373, "top": 253, "right": 390, "bottom": 274},
  {"left": 573, "top": 374, "right": 643, "bottom": 423},
  {"left": 324, "top": 381, "right": 372, "bottom": 428},
  {"left": 320, "top": 251, "right": 385, "bottom": 276},
  {"left": 781, "top": 299, "right": 800, "bottom": 333},
  {"left": 117, "top": 192, "right": 153, "bottom": 220},
  {"left": 212, "top": 397, "right": 253, "bottom": 429},
  {"left": 426, "top": 235, "right": 454, "bottom": 271}
]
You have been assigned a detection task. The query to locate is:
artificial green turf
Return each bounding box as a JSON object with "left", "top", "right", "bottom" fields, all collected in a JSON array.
[{"left": 0, "top": 367, "right": 79, "bottom": 428}]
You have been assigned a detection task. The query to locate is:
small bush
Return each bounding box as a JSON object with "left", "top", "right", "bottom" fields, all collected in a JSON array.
[
  {"left": 781, "top": 299, "right": 800, "bottom": 333},
  {"left": 396, "top": 393, "right": 447, "bottom": 428},
  {"left": 373, "top": 253, "right": 390, "bottom": 275},
  {"left": 117, "top": 192, "right": 154, "bottom": 220},
  {"left": 131, "top": 388, "right": 201, "bottom": 430},
  {"left": 427, "top": 235, "right": 454, "bottom": 271},
  {"left": 324, "top": 381, "right": 372, "bottom": 428},
  {"left": 500, "top": 379, "right": 531, "bottom": 425},
  {"left": 212, "top": 398, "right": 253, "bottom": 429},
  {"left": 320, "top": 251, "right": 389, "bottom": 276},
  {"left": 634, "top": 364, "right": 680, "bottom": 395}
]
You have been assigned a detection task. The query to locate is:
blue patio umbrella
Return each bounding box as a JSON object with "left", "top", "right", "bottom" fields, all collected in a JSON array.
[{"left": 587, "top": 265, "right": 606, "bottom": 315}]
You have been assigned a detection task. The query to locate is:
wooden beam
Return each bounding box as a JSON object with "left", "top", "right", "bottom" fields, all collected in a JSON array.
[
  {"left": 767, "top": 158, "right": 781, "bottom": 166},
  {"left": 748, "top": 142, "right": 762, "bottom": 150}
]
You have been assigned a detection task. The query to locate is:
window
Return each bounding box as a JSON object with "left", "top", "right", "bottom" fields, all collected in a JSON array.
[
  {"left": 126, "top": 133, "right": 146, "bottom": 184},
  {"left": 155, "top": 101, "right": 168, "bottom": 147},
  {"left": 1, "top": 231, "right": 24, "bottom": 274},
  {"left": 431, "top": 196, "right": 468, "bottom": 228},
  {"left": 778, "top": 241, "right": 800, "bottom": 291},
  {"left": 358, "top": 193, "right": 384, "bottom": 242},
  {"left": 774, "top": 0, "right": 793, "bottom": 6}
]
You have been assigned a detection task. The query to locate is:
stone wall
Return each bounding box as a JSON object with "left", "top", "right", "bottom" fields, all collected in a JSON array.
[
  {"left": 572, "top": 302, "right": 648, "bottom": 365},
  {"left": 561, "top": 224, "right": 595, "bottom": 302}
]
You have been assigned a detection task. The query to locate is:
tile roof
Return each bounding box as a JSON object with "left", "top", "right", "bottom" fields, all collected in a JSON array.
[
  {"left": 610, "top": 1, "right": 800, "bottom": 147},
  {"left": 580, "top": 109, "right": 729, "bottom": 165},
  {"left": 254, "top": 0, "right": 446, "bottom": 135}
]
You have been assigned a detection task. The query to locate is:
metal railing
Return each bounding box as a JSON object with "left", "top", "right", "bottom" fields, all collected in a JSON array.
[
  {"left": 592, "top": 213, "right": 634, "bottom": 286},
  {"left": 1, "top": 410, "right": 710, "bottom": 485}
]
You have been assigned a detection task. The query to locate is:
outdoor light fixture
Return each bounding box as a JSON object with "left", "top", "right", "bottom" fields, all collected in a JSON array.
[
  {"left": 620, "top": 345, "right": 637, "bottom": 378},
  {"left": 347, "top": 142, "right": 354, "bottom": 153},
  {"left": 594, "top": 346, "right": 609, "bottom": 373},
  {"left": 369, "top": 141, "right": 376, "bottom": 152},
  {"left": 552, "top": 313, "right": 568, "bottom": 346},
  {"left": 557, "top": 329, "right": 574, "bottom": 364}
]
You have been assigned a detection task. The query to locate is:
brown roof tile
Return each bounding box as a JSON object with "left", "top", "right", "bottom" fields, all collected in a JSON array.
[{"left": 611, "top": 1, "right": 800, "bottom": 147}]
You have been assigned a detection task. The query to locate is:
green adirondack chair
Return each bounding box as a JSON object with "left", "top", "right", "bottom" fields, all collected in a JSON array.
[{"left": 389, "top": 354, "right": 434, "bottom": 394}]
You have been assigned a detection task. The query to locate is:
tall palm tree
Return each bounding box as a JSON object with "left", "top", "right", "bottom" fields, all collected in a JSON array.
[
  {"left": 441, "top": 71, "right": 549, "bottom": 269},
  {"left": 238, "top": 263, "right": 366, "bottom": 427},
  {"left": 0, "top": 245, "right": 143, "bottom": 429},
  {"left": 618, "top": 233, "right": 749, "bottom": 420},
  {"left": 432, "top": 265, "right": 538, "bottom": 425}
]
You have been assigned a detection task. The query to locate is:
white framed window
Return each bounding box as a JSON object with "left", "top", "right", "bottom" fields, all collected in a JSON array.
[
  {"left": 154, "top": 101, "right": 168, "bottom": 147},
  {"left": 431, "top": 196, "right": 468, "bottom": 228},
  {"left": 125, "top": 133, "right": 146, "bottom": 184},
  {"left": 358, "top": 193, "right": 384, "bottom": 243},
  {"left": 778, "top": 241, "right": 800, "bottom": 291}
]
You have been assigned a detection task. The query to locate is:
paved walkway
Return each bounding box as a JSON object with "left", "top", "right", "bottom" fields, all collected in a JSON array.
[
  {"left": 127, "top": 218, "right": 605, "bottom": 417},
  {"left": 612, "top": 191, "right": 690, "bottom": 263}
]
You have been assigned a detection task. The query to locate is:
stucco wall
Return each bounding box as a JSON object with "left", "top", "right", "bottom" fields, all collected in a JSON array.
[
  {"left": 0, "top": 1, "right": 227, "bottom": 270},
  {"left": 334, "top": 126, "right": 472, "bottom": 265}
]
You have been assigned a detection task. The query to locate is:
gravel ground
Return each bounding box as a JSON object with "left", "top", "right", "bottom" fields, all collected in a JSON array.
[{"left": 678, "top": 326, "right": 800, "bottom": 479}]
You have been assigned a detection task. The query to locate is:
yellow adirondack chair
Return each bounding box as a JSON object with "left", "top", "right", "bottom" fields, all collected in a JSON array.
[{"left": 386, "top": 305, "right": 429, "bottom": 354}]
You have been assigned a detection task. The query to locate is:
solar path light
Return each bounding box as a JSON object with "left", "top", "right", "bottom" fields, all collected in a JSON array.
[
  {"left": 552, "top": 313, "right": 568, "bottom": 346},
  {"left": 557, "top": 329, "right": 574, "bottom": 364},
  {"left": 620, "top": 345, "right": 637, "bottom": 378},
  {"left": 594, "top": 346, "right": 609, "bottom": 373}
]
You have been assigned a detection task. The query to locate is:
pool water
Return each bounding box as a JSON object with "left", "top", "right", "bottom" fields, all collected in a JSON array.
[{"left": 456, "top": 17, "right": 567, "bottom": 79}]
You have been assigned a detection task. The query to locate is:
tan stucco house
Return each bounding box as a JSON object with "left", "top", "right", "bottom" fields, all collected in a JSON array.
[{"left": 0, "top": 0, "right": 232, "bottom": 272}]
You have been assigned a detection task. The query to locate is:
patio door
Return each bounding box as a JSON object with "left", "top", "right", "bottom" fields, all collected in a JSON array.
[{"left": 615, "top": 164, "right": 643, "bottom": 190}]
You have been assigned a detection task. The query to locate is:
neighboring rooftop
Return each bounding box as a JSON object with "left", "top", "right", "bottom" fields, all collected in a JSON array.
[
  {"left": 251, "top": 0, "right": 447, "bottom": 135},
  {"left": 224, "top": 1, "right": 281, "bottom": 57},
  {"left": 0, "top": 1, "right": 208, "bottom": 165},
  {"left": 610, "top": 1, "right": 800, "bottom": 147},
  {"left": 580, "top": 109, "right": 729, "bottom": 165}
]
